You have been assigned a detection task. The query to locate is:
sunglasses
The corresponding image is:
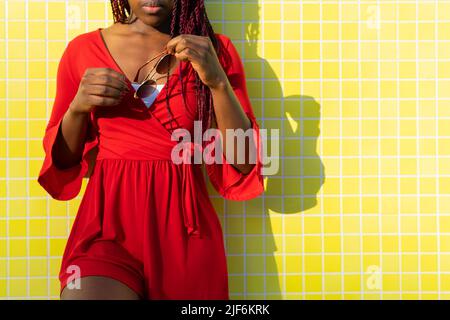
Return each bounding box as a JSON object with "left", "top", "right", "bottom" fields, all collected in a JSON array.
[{"left": 133, "top": 49, "right": 176, "bottom": 99}]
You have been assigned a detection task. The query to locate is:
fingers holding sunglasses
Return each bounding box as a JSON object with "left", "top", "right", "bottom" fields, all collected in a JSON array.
[
  {"left": 85, "top": 68, "right": 129, "bottom": 91},
  {"left": 92, "top": 67, "right": 128, "bottom": 83},
  {"left": 70, "top": 68, "right": 130, "bottom": 114},
  {"left": 165, "top": 35, "right": 214, "bottom": 72},
  {"left": 74, "top": 84, "right": 128, "bottom": 111},
  {"left": 166, "top": 34, "right": 228, "bottom": 89},
  {"left": 166, "top": 34, "right": 209, "bottom": 56},
  {"left": 172, "top": 46, "right": 203, "bottom": 63},
  {"left": 86, "top": 84, "right": 127, "bottom": 99}
]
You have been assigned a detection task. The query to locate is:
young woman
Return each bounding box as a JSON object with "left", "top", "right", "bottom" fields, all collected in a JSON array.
[{"left": 38, "top": 0, "right": 264, "bottom": 300}]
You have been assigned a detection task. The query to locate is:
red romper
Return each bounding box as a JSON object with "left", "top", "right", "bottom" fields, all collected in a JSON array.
[{"left": 37, "top": 28, "right": 264, "bottom": 300}]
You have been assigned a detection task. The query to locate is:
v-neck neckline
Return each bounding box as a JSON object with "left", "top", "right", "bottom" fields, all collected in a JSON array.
[{"left": 96, "top": 27, "right": 181, "bottom": 109}]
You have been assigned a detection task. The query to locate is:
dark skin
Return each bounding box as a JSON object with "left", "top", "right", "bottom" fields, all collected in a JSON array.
[{"left": 59, "top": 0, "right": 255, "bottom": 300}]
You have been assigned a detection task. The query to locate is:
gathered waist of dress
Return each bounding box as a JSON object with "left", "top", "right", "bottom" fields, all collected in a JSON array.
[
  {"left": 93, "top": 157, "right": 204, "bottom": 172},
  {"left": 96, "top": 156, "right": 176, "bottom": 163},
  {"left": 96, "top": 134, "right": 204, "bottom": 162},
  {"left": 96, "top": 140, "right": 176, "bottom": 161}
]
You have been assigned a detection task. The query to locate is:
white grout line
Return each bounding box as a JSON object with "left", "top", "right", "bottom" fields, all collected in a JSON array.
[
  {"left": 415, "top": 0, "right": 421, "bottom": 300},
  {"left": 261, "top": 69, "right": 268, "bottom": 294},
  {"left": 260, "top": 0, "right": 267, "bottom": 300},
  {"left": 300, "top": 0, "right": 305, "bottom": 301},
  {"left": 395, "top": 0, "right": 403, "bottom": 299},
  {"left": 435, "top": 0, "right": 441, "bottom": 300},
  {"left": 5, "top": 0, "right": 10, "bottom": 300},
  {"left": 319, "top": 0, "right": 325, "bottom": 300},
  {"left": 338, "top": 0, "right": 344, "bottom": 300},
  {"left": 280, "top": 0, "right": 286, "bottom": 300},
  {"left": 357, "top": 0, "right": 364, "bottom": 300},
  {"left": 25, "top": 0, "right": 30, "bottom": 298},
  {"left": 377, "top": 0, "right": 383, "bottom": 300}
]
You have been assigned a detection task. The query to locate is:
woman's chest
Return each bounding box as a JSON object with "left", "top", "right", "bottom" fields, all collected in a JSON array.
[{"left": 92, "top": 67, "right": 199, "bottom": 140}]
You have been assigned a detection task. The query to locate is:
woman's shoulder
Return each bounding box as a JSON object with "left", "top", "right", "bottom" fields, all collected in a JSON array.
[
  {"left": 67, "top": 28, "right": 100, "bottom": 49},
  {"left": 214, "top": 33, "right": 232, "bottom": 47},
  {"left": 58, "top": 29, "right": 102, "bottom": 81},
  {"left": 213, "top": 33, "right": 241, "bottom": 71}
]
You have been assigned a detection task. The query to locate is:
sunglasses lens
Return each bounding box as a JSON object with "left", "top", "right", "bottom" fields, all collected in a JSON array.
[
  {"left": 136, "top": 80, "right": 157, "bottom": 98},
  {"left": 156, "top": 54, "right": 175, "bottom": 74}
]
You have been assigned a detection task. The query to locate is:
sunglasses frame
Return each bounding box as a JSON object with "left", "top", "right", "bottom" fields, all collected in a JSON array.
[
  {"left": 133, "top": 49, "right": 175, "bottom": 99},
  {"left": 133, "top": 75, "right": 171, "bottom": 99}
]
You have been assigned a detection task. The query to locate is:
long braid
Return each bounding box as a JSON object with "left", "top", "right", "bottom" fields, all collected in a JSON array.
[
  {"left": 111, "top": 0, "right": 135, "bottom": 24},
  {"left": 172, "top": 0, "right": 223, "bottom": 146},
  {"left": 170, "top": 0, "right": 188, "bottom": 117},
  {"left": 109, "top": 0, "right": 227, "bottom": 145}
]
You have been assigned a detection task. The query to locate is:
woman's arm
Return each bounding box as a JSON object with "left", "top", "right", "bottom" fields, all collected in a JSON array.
[
  {"left": 52, "top": 68, "right": 129, "bottom": 170},
  {"left": 166, "top": 34, "right": 258, "bottom": 174},
  {"left": 166, "top": 33, "right": 264, "bottom": 200},
  {"left": 209, "top": 81, "right": 255, "bottom": 175},
  {"left": 51, "top": 105, "right": 89, "bottom": 170}
]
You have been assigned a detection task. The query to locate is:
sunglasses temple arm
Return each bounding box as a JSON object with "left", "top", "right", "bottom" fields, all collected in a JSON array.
[
  {"left": 141, "top": 51, "right": 172, "bottom": 82},
  {"left": 141, "top": 67, "right": 158, "bottom": 83},
  {"left": 134, "top": 50, "right": 168, "bottom": 82}
]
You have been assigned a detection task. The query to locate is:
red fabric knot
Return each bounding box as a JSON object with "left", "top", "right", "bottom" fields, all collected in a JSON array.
[
  {"left": 178, "top": 140, "right": 204, "bottom": 238},
  {"left": 181, "top": 162, "right": 202, "bottom": 238}
]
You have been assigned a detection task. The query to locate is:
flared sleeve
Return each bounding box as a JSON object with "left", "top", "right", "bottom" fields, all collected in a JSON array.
[
  {"left": 205, "top": 35, "right": 264, "bottom": 201},
  {"left": 37, "top": 39, "right": 99, "bottom": 201}
]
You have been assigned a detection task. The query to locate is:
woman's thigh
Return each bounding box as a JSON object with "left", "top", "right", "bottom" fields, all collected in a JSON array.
[{"left": 60, "top": 276, "right": 141, "bottom": 300}]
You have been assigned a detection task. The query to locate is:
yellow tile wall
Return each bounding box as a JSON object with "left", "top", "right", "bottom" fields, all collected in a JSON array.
[{"left": 1, "top": 0, "right": 449, "bottom": 300}]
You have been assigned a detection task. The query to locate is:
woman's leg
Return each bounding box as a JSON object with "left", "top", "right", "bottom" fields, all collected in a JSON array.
[{"left": 60, "top": 276, "right": 141, "bottom": 300}]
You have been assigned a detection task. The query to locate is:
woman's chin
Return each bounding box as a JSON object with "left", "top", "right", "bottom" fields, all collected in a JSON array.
[{"left": 139, "top": 14, "right": 169, "bottom": 27}]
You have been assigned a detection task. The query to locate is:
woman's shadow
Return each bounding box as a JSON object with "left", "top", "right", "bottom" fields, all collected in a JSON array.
[{"left": 205, "top": 3, "right": 325, "bottom": 299}]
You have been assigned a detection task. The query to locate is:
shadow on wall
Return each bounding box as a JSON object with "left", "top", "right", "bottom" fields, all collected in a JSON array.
[{"left": 212, "top": 3, "right": 325, "bottom": 299}]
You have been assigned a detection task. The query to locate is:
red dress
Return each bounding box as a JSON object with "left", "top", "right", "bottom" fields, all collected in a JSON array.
[{"left": 37, "top": 28, "right": 264, "bottom": 300}]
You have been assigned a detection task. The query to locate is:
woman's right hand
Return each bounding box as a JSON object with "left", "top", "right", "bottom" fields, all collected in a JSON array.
[{"left": 69, "top": 68, "right": 129, "bottom": 114}]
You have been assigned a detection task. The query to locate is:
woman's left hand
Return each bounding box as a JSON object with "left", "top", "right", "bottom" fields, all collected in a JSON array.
[{"left": 165, "top": 34, "right": 229, "bottom": 90}]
